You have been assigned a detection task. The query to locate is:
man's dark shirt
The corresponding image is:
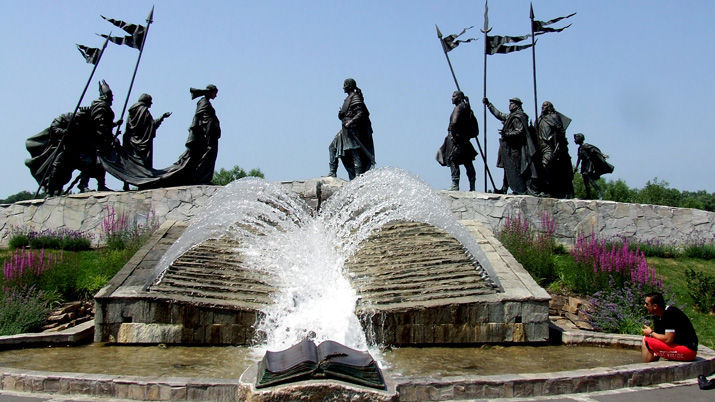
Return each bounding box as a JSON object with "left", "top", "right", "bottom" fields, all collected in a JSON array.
[{"left": 653, "top": 305, "right": 698, "bottom": 351}]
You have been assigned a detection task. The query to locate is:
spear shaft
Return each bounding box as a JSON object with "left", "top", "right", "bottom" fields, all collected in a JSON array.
[
  {"left": 114, "top": 6, "right": 154, "bottom": 139},
  {"left": 34, "top": 34, "right": 111, "bottom": 198},
  {"left": 436, "top": 25, "right": 461, "bottom": 92},
  {"left": 530, "top": 3, "right": 539, "bottom": 126}
]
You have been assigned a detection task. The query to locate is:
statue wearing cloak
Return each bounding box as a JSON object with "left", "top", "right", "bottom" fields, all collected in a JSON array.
[
  {"left": 537, "top": 102, "right": 574, "bottom": 198},
  {"left": 123, "top": 94, "right": 169, "bottom": 169}
]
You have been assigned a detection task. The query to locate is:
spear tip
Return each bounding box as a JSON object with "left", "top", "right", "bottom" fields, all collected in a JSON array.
[
  {"left": 147, "top": 5, "right": 154, "bottom": 24},
  {"left": 435, "top": 24, "right": 442, "bottom": 38}
]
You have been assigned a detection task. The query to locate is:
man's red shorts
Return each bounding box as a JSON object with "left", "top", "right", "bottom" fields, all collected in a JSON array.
[{"left": 644, "top": 336, "right": 697, "bottom": 361}]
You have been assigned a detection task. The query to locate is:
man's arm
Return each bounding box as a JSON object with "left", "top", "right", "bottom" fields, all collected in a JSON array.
[{"left": 642, "top": 325, "right": 676, "bottom": 345}]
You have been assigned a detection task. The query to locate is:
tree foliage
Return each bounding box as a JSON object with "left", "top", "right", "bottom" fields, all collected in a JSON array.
[
  {"left": 573, "top": 175, "right": 715, "bottom": 212},
  {"left": 212, "top": 165, "right": 265, "bottom": 186},
  {"left": 0, "top": 191, "right": 42, "bottom": 204}
]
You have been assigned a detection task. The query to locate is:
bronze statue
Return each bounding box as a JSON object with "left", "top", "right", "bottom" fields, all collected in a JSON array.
[
  {"left": 436, "top": 91, "right": 478, "bottom": 191},
  {"left": 573, "top": 133, "right": 614, "bottom": 200},
  {"left": 25, "top": 109, "right": 92, "bottom": 196},
  {"left": 184, "top": 84, "right": 221, "bottom": 184},
  {"left": 120, "top": 94, "right": 171, "bottom": 190},
  {"left": 79, "top": 80, "right": 122, "bottom": 192},
  {"left": 123, "top": 94, "right": 171, "bottom": 170},
  {"left": 328, "top": 78, "right": 374, "bottom": 180},
  {"left": 537, "top": 101, "right": 574, "bottom": 198},
  {"left": 99, "top": 84, "right": 220, "bottom": 189},
  {"left": 483, "top": 97, "right": 541, "bottom": 195}
]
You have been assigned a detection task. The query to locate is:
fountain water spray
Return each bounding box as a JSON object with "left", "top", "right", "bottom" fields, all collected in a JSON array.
[{"left": 148, "top": 168, "right": 499, "bottom": 353}]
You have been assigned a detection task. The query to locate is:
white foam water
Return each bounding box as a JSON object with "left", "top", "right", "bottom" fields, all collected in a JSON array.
[{"left": 147, "top": 167, "right": 498, "bottom": 355}]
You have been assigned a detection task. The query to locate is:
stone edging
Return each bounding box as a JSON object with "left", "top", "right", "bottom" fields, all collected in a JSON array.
[
  {"left": 0, "top": 320, "right": 94, "bottom": 348},
  {"left": 2, "top": 322, "right": 714, "bottom": 401}
]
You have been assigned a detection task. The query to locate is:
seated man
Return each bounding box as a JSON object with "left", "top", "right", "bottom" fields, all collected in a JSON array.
[{"left": 641, "top": 292, "right": 698, "bottom": 362}]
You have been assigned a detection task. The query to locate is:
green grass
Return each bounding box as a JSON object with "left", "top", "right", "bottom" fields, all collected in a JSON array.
[{"left": 648, "top": 257, "right": 715, "bottom": 350}]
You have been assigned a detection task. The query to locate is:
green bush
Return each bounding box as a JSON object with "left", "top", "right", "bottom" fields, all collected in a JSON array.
[
  {"left": 685, "top": 268, "right": 715, "bottom": 314},
  {"left": 0, "top": 286, "right": 50, "bottom": 336},
  {"left": 36, "top": 249, "right": 132, "bottom": 301},
  {"left": 683, "top": 243, "right": 715, "bottom": 260},
  {"left": 7, "top": 227, "right": 92, "bottom": 251}
]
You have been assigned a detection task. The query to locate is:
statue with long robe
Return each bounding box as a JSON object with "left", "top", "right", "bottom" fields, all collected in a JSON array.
[
  {"left": 537, "top": 101, "right": 574, "bottom": 198},
  {"left": 123, "top": 93, "right": 171, "bottom": 170}
]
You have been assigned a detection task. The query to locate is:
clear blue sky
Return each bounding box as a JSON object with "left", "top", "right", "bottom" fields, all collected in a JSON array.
[{"left": 2, "top": 1, "right": 714, "bottom": 198}]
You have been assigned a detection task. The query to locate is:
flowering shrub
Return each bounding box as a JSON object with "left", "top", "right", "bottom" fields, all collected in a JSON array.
[
  {"left": 2, "top": 248, "right": 62, "bottom": 289},
  {"left": 0, "top": 286, "right": 50, "bottom": 336},
  {"left": 566, "top": 233, "right": 662, "bottom": 294},
  {"left": 497, "top": 212, "right": 557, "bottom": 284},
  {"left": 8, "top": 226, "right": 92, "bottom": 251},
  {"left": 587, "top": 277, "right": 674, "bottom": 334},
  {"left": 100, "top": 205, "right": 158, "bottom": 251}
]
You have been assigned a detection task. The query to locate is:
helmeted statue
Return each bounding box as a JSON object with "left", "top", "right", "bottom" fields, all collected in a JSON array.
[
  {"left": 436, "top": 91, "right": 478, "bottom": 191},
  {"left": 537, "top": 101, "right": 574, "bottom": 198},
  {"left": 483, "top": 97, "right": 541, "bottom": 195},
  {"left": 80, "top": 80, "right": 122, "bottom": 192},
  {"left": 573, "top": 133, "right": 614, "bottom": 200},
  {"left": 328, "top": 78, "right": 374, "bottom": 180}
]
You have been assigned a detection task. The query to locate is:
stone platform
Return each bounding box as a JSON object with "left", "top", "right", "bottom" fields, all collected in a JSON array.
[{"left": 94, "top": 218, "right": 549, "bottom": 345}]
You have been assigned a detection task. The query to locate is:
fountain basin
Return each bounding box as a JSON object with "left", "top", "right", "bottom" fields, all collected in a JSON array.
[
  {"left": 94, "top": 218, "right": 549, "bottom": 345},
  {"left": 1, "top": 325, "right": 713, "bottom": 401}
]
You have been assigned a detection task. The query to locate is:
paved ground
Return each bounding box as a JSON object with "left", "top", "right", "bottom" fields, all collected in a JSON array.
[{"left": 0, "top": 379, "right": 713, "bottom": 402}]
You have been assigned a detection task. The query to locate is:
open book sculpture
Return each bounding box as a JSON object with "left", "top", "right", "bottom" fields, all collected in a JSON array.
[{"left": 256, "top": 339, "right": 385, "bottom": 390}]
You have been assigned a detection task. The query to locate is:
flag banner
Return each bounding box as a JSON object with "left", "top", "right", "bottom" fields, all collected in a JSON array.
[
  {"left": 441, "top": 26, "right": 478, "bottom": 52},
  {"left": 76, "top": 44, "right": 101, "bottom": 64},
  {"left": 533, "top": 12, "right": 576, "bottom": 34},
  {"left": 101, "top": 16, "right": 146, "bottom": 49},
  {"left": 485, "top": 34, "right": 533, "bottom": 55},
  {"left": 534, "top": 24, "right": 572, "bottom": 35}
]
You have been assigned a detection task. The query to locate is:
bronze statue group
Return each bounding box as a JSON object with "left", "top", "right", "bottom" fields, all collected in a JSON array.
[
  {"left": 439, "top": 93, "right": 613, "bottom": 199},
  {"left": 26, "top": 82, "right": 221, "bottom": 195},
  {"left": 27, "top": 76, "right": 611, "bottom": 200}
]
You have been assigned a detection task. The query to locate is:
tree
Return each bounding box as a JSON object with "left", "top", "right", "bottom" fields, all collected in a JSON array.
[
  {"left": 212, "top": 165, "right": 265, "bottom": 186},
  {"left": 0, "top": 190, "right": 43, "bottom": 204}
]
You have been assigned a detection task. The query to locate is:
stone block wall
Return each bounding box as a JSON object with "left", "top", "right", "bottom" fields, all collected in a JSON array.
[{"left": 2, "top": 179, "right": 714, "bottom": 248}]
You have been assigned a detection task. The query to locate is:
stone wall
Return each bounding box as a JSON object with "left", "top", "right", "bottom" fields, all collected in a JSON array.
[{"left": 2, "top": 179, "right": 714, "bottom": 248}]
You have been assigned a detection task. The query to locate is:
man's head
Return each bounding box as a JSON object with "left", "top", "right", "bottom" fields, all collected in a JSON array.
[
  {"left": 343, "top": 78, "right": 357, "bottom": 93},
  {"left": 206, "top": 84, "right": 218, "bottom": 99},
  {"left": 573, "top": 133, "right": 585, "bottom": 145},
  {"left": 541, "top": 101, "right": 554, "bottom": 115},
  {"left": 138, "top": 93, "right": 153, "bottom": 107},
  {"left": 509, "top": 97, "right": 522, "bottom": 113},
  {"left": 452, "top": 91, "right": 465, "bottom": 105},
  {"left": 645, "top": 292, "right": 666, "bottom": 316}
]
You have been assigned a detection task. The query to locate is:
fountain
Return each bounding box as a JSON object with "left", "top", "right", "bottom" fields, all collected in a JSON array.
[
  {"left": 94, "top": 168, "right": 549, "bottom": 349},
  {"left": 3, "top": 168, "right": 715, "bottom": 400}
]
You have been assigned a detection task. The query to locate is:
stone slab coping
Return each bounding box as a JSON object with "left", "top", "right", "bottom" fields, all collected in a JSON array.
[{"left": 0, "top": 320, "right": 94, "bottom": 348}]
